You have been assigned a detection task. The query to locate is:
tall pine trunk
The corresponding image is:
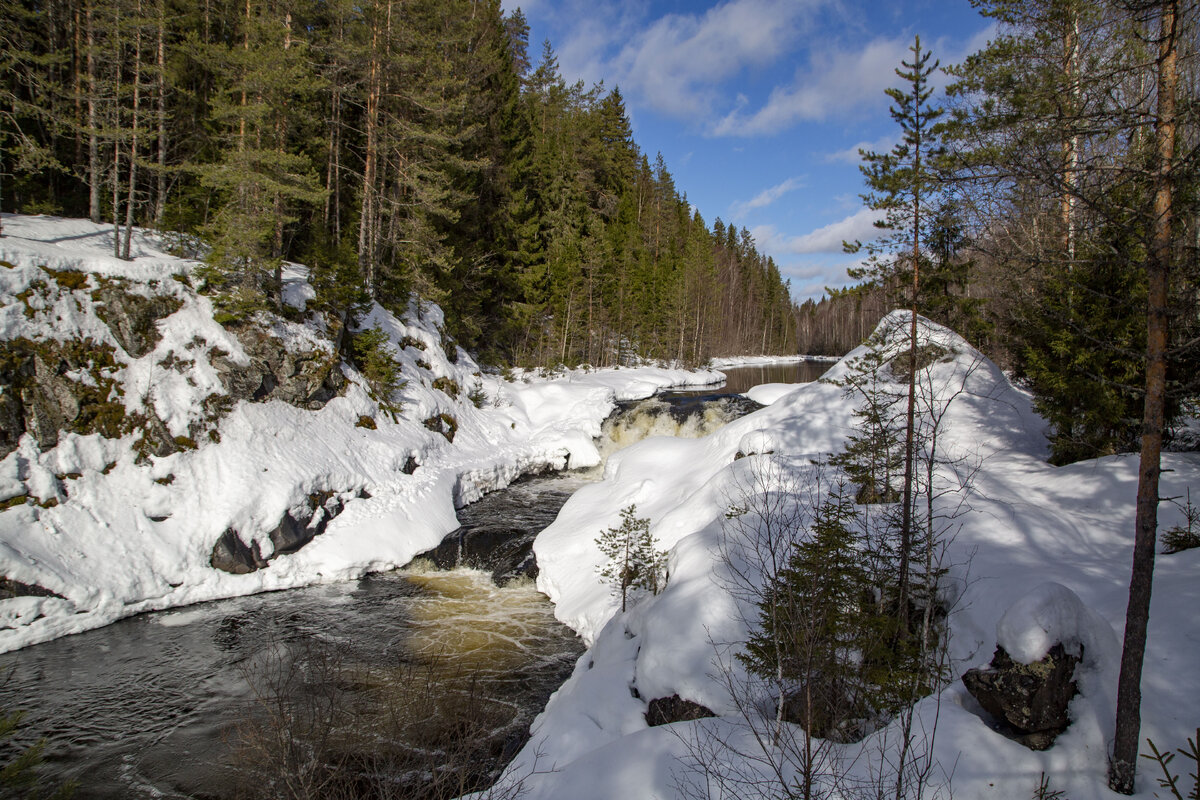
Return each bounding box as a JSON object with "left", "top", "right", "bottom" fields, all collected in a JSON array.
[
  {"left": 86, "top": 0, "right": 100, "bottom": 223},
  {"left": 1109, "top": 0, "right": 1178, "bottom": 792},
  {"left": 122, "top": 0, "right": 142, "bottom": 261},
  {"left": 153, "top": 0, "right": 166, "bottom": 227}
]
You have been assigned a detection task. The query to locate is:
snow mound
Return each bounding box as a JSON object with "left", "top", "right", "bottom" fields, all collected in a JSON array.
[
  {"left": 742, "top": 382, "right": 796, "bottom": 405},
  {"left": 0, "top": 214, "right": 721, "bottom": 652},
  {"left": 507, "top": 310, "right": 1200, "bottom": 800},
  {"left": 995, "top": 582, "right": 1120, "bottom": 666}
]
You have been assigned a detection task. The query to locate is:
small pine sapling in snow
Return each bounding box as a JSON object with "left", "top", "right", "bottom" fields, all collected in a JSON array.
[
  {"left": 1141, "top": 729, "right": 1200, "bottom": 800},
  {"left": 350, "top": 326, "right": 404, "bottom": 414},
  {"left": 1163, "top": 489, "right": 1200, "bottom": 554},
  {"left": 596, "top": 504, "right": 667, "bottom": 612}
]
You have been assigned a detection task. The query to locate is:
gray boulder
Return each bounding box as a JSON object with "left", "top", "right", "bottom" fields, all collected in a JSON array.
[{"left": 961, "top": 643, "right": 1081, "bottom": 750}]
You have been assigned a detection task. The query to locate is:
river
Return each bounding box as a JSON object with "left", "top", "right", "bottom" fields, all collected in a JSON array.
[{"left": 0, "top": 359, "right": 822, "bottom": 799}]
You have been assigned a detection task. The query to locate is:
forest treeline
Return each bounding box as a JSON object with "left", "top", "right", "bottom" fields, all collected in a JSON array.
[
  {"left": 0, "top": 0, "right": 799, "bottom": 365},
  {"left": 797, "top": 0, "right": 1199, "bottom": 468}
]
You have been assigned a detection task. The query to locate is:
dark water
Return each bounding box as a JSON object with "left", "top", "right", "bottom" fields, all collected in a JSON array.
[
  {"left": 0, "top": 477, "right": 588, "bottom": 800},
  {"left": 714, "top": 360, "right": 832, "bottom": 394},
  {"left": 0, "top": 387, "right": 802, "bottom": 799}
]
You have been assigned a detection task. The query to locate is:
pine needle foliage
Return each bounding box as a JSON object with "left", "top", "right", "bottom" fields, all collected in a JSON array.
[
  {"left": 348, "top": 326, "right": 403, "bottom": 412},
  {"left": 0, "top": 710, "right": 75, "bottom": 799},
  {"left": 595, "top": 504, "right": 666, "bottom": 613}
]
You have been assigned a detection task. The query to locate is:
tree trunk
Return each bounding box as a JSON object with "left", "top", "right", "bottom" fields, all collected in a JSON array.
[
  {"left": 122, "top": 0, "right": 142, "bottom": 261},
  {"left": 153, "top": 0, "right": 166, "bottom": 227},
  {"left": 1109, "top": 0, "right": 1177, "bottom": 792},
  {"left": 86, "top": 0, "right": 100, "bottom": 223},
  {"left": 898, "top": 80, "right": 923, "bottom": 634}
]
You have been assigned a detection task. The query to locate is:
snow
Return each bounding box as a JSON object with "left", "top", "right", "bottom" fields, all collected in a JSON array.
[
  {"left": 742, "top": 381, "right": 799, "bottom": 405},
  {"left": 995, "top": 582, "right": 1120, "bottom": 666},
  {"left": 4, "top": 215, "right": 1199, "bottom": 799},
  {"left": 0, "top": 214, "right": 720, "bottom": 652},
  {"left": 501, "top": 311, "right": 1200, "bottom": 800}
]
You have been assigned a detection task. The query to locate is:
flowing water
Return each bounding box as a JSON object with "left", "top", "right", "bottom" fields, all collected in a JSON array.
[{"left": 0, "top": 367, "right": 815, "bottom": 798}]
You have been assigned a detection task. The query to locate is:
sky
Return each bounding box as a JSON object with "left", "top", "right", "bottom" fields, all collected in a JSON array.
[{"left": 499, "top": 0, "right": 996, "bottom": 302}]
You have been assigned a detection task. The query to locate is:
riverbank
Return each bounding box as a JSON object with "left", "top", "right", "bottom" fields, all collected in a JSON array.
[
  {"left": 0, "top": 214, "right": 722, "bottom": 653},
  {"left": 506, "top": 313, "right": 1200, "bottom": 800}
]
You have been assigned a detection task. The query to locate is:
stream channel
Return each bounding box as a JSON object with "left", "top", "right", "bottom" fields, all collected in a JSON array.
[{"left": 0, "top": 361, "right": 824, "bottom": 799}]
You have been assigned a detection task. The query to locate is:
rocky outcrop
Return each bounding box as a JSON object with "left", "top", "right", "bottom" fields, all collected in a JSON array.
[
  {"left": 961, "top": 643, "right": 1081, "bottom": 750},
  {"left": 0, "top": 338, "right": 125, "bottom": 458},
  {"left": 210, "top": 490, "right": 366, "bottom": 574},
  {"left": 211, "top": 326, "right": 345, "bottom": 409},
  {"left": 0, "top": 576, "right": 65, "bottom": 600},
  {"left": 644, "top": 694, "right": 716, "bottom": 727},
  {"left": 92, "top": 280, "right": 183, "bottom": 358}
]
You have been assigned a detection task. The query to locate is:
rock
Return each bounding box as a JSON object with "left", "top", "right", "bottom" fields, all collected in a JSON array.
[
  {"left": 961, "top": 643, "right": 1081, "bottom": 750},
  {"left": 210, "top": 490, "right": 363, "bottom": 574},
  {"left": 645, "top": 695, "right": 716, "bottom": 727},
  {"left": 0, "top": 576, "right": 65, "bottom": 600},
  {"left": 779, "top": 683, "right": 868, "bottom": 742},
  {"left": 92, "top": 281, "right": 183, "bottom": 357},
  {"left": 211, "top": 326, "right": 346, "bottom": 409},
  {"left": 0, "top": 338, "right": 124, "bottom": 458},
  {"left": 421, "top": 524, "right": 539, "bottom": 585},
  {"left": 209, "top": 528, "right": 266, "bottom": 574}
]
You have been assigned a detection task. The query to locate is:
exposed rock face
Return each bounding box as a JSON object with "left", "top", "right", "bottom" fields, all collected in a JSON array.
[
  {"left": 210, "top": 490, "right": 365, "bottom": 574},
  {"left": 961, "top": 643, "right": 1082, "bottom": 750},
  {"left": 211, "top": 326, "right": 345, "bottom": 409},
  {"left": 779, "top": 682, "right": 868, "bottom": 743},
  {"left": 0, "top": 338, "right": 125, "bottom": 457},
  {"left": 92, "top": 281, "right": 183, "bottom": 358},
  {"left": 0, "top": 576, "right": 65, "bottom": 600},
  {"left": 645, "top": 695, "right": 716, "bottom": 727}
]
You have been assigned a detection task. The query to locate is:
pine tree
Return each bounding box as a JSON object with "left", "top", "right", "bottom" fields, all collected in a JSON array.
[
  {"left": 595, "top": 504, "right": 665, "bottom": 613},
  {"left": 0, "top": 709, "right": 76, "bottom": 799},
  {"left": 849, "top": 35, "right": 944, "bottom": 631}
]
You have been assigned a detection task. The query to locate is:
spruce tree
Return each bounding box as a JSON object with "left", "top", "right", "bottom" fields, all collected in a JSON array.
[
  {"left": 595, "top": 504, "right": 665, "bottom": 613},
  {"left": 849, "top": 36, "right": 944, "bottom": 630}
]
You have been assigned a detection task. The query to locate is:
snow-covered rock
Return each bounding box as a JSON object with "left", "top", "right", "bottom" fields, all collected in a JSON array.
[{"left": 0, "top": 214, "right": 722, "bottom": 652}]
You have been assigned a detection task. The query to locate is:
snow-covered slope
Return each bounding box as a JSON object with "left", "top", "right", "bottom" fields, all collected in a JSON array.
[
  {"left": 508, "top": 313, "right": 1200, "bottom": 799},
  {"left": 0, "top": 214, "right": 721, "bottom": 652}
]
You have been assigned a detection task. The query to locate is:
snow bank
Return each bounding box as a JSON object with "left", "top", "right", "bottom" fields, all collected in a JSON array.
[
  {"left": 507, "top": 310, "right": 1200, "bottom": 799},
  {"left": 996, "top": 582, "right": 1120, "bottom": 666},
  {"left": 0, "top": 214, "right": 720, "bottom": 652}
]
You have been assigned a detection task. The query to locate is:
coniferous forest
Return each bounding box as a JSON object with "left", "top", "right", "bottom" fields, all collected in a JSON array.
[{"left": 0, "top": 0, "right": 800, "bottom": 366}]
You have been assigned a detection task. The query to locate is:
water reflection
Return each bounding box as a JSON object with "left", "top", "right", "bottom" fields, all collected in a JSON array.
[{"left": 714, "top": 360, "right": 832, "bottom": 393}]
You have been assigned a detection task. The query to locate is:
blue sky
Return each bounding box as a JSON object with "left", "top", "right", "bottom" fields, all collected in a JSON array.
[{"left": 500, "top": 0, "right": 995, "bottom": 302}]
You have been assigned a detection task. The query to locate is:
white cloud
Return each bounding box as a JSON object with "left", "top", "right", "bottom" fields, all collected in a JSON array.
[
  {"left": 774, "top": 257, "right": 865, "bottom": 301},
  {"left": 825, "top": 134, "right": 899, "bottom": 164},
  {"left": 556, "top": 0, "right": 823, "bottom": 120},
  {"left": 752, "top": 207, "right": 888, "bottom": 256},
  {"left": 731, "top": 177, "right": 804, "bottom": 219},
  {"left": 711, "top": 26, "right": 997, "bottom": 137},
  {"left": 713, "top": 37, "right": 912, "bottom": 136}
]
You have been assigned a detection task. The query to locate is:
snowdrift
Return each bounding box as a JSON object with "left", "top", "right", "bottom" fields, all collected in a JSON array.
[
  {"left": 0, "top": 214, "right": 721, "bottom": 652},
  {"left": 513, "top": 313, "right": 1200, "bottom": 799}
]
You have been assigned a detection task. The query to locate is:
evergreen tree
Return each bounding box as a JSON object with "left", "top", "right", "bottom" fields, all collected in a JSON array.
[
  {"left": 595, "top": 504, "right": 666, "bottom": 613},
  {"left": 849, "top": 36, "right": 944, "bottom": 630}
]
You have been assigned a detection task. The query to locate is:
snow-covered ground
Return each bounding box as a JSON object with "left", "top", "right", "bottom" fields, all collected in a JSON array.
[
  {"left": 502, "top": 314, "right": 1200, "bottom": 799},
  {"left": 0, "top": 214, "right": 721, "bottom": 652},
  {"left": 4, "top": 215, "right": 1197, "bottom": 799}
]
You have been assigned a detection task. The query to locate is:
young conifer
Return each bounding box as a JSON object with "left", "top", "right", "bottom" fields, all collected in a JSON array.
[{"left": 595, "top": 504, "right": 665, "bottom": 613}]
